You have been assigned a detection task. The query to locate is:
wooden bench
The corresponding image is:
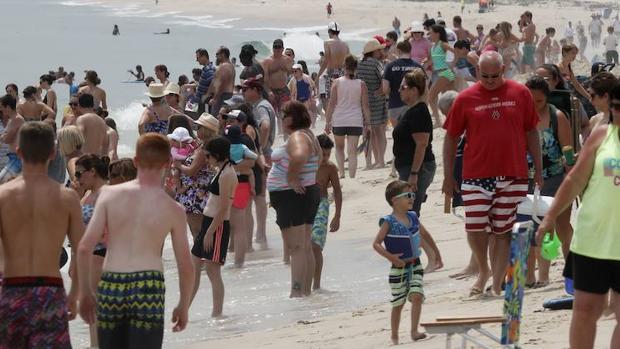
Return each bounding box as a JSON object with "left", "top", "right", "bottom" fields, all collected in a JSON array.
[{"left": 422, "top": 316, "right": 509, "bottom": 349}]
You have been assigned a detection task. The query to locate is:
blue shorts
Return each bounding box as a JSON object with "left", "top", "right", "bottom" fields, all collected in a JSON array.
[{"left": 0, "top": 153, "right": 22, "bottom": 183}]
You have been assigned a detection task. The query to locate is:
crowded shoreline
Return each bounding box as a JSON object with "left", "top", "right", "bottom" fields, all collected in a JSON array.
[{"left": 0, "top": 0, "right": 619, "bottom": 348}]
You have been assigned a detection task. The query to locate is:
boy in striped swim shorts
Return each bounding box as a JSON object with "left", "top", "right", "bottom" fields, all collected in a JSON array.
[{"left": 373, "top": 180, "right": 442, "bottom": 345}]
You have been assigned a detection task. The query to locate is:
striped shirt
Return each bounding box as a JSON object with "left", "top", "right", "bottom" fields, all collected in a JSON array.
[
  {"left": 194, "top": 62, "right": 215, "bottom": 102},
  {"left": 267, "top": 132, "right": 319, "bottom": 192},
  {"left": 357, "top": 57, "right": 386, "bottom": 125}
]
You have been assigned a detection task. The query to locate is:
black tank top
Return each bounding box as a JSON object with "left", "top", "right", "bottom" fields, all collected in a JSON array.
[{"left": 208, "top": 161, "right": 230, "bottom": 195}]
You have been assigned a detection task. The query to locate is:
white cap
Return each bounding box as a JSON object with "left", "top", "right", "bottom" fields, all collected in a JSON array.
[
  {"left": 167, "top": 127, "right": 193, "bottom": 142},
  {"left": 292, "top": 63, "right": 302, "bottom": 70},
  {"left": 328, "top": 21, "right": 340, "bottom": 32}
]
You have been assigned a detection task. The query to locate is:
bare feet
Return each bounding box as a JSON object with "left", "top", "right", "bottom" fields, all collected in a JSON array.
[
  {"left": 411, "top": 331, "right": 427, "bottom": 341},
  {"left": 424, "top": 260, "right": 444, "bottom": 273},
  {"left": 449, "top": 266, "right": 478, "bottom": 280}
]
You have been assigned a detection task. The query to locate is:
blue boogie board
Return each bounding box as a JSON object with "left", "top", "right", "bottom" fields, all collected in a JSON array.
[
  {"left": 501, "top": 221, "right": 534, "bottom": 346},
  {"left": 543, "top": 297, "right": 574, "bottom": 310}
]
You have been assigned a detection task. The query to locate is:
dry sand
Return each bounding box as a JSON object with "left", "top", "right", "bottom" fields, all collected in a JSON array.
[{"left": 97, "top": 0, "right": 617, "bottom": 347}]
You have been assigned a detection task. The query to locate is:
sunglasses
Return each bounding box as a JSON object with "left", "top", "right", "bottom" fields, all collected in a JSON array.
[
  {"left": 610, "top": 101, "right": 620, "bottom": 111},
  {"left": 477, "top": 27, "right": 483, "bottom": 30},
  {"left": 273, "top": 45, "right": 284, "bottom": 49},
  {"left": 480, "top": 73, "right": 502, "bottom": 79},
  {"left": 69, "top": 102, "right": 78, "bottom": 107},
  {"left": 394, "top": 192, "right": 415, "bottom": 200},
  {"left": 75, "top": 169, "right": 87, "bottom": 179}
]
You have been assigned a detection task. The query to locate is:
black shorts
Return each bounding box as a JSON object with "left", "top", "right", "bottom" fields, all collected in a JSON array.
[
  {"left": 253, "top": 166, "right": 264, "bottom": 195},
  {"left": 191, "top": 216, "right": 230, "bottom": 265},
  {"left": 269, "top": 185, "right": 320, "bottom": 230},
  {"left": 569, "top": 252, "right": 620, "bottom": 294},
  {"left": 332, "top": 126, "right": 363, "bottom": 136}
]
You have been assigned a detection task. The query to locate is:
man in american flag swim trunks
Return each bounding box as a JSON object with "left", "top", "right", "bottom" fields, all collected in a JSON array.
[{"left": 441, "top": 51, "right": 544, "bottom": 296}]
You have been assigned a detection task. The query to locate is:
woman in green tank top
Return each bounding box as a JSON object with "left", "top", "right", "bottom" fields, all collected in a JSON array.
[
  {"left": 537, "top": 84, "right": 620, "bottom": 349},
  {"left": 424, "top": 25, "right": 455, "bottom": 127}
]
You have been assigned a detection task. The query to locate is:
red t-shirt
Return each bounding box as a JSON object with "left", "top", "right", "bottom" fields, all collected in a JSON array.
[{"left": 444, "top": 80, "right": 538, "bottom": 179}]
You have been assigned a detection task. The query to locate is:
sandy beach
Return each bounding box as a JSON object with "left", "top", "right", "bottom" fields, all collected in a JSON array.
[{"left": 60, "top": 0, "right": 617, "bottom": 347}]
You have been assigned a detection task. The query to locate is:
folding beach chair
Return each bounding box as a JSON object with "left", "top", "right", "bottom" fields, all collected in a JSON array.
[{"left": 426, "top": 190, "right": 550, "bottom": 348}]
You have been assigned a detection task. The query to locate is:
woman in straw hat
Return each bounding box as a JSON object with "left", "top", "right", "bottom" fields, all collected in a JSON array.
[
  {"left": 325, "top": 54, "right": 371, "bottom": 179},
  {"left": 164, "top": 82, "right": 184, "bottom": 112},
  {"left": 173, "top": 112, "right": 220, "bottom": 304},
  {"left": 358, "top": 38, "right": 388, "bottom": 169},
  {"left": 138, "top": 83, "right": 176, "bottom": 135}
]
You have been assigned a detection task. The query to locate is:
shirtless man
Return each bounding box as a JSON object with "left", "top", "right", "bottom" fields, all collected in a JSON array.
[
  {"left": 315, "top": 22, "right": 350, "bottom": 102},
  {"left": 78, "top": 133, "right": 194, "bottom": 349},
  {"left": 262, "top": 39, "right": 294, "bottom": 126},
  {"left": 0, "top": 122, "right": 83, "bottom": 348},
  {"left": 453, "top": 16, "right": 476, "bottom": 41},
  {"left": 0, "top": 95, "right": 26, "bottom": 183},
  {"left": 536, "top": 27, "right": 556, "bottom": 66},
  {"left": 76, "top": 93, "right": 107, "bottom": 155},
  {"left": 210, "top": 46, "right": 235, "bottom": 115},
  {"left": 521, "top": 11, "right": 538, "bottom": 73},
  {"left": 62, "top": 94, "right": 81, "bottom": 126},
  {"left": 17, "top": 86, "right": 55, "bottom": 122}
]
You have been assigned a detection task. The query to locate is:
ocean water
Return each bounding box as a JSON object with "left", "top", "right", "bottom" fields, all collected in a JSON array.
[
  {"left": 2, "top": 0, "right": 370, "bottom": 157},
  {"left": 1, "top": 1, "right": 402, "bottom": 347}
]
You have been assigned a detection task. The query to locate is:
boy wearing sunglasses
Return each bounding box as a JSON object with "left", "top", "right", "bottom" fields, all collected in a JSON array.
[{"left": 372, "top": 180, "right": 441, "bottom": 345}]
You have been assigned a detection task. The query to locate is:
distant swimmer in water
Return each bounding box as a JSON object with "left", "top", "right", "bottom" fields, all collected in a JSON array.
[
  {"left": 128, "top": 65, "right": 145, "bottom": 81},
  {"left": 155, "top": 28, "right": 170, "bottom": 35},
  {"left": 113, "top": 24, "right": 120, "bottom": 36}
]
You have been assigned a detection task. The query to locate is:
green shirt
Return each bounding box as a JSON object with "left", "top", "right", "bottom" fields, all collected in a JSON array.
[{"left": 571, "top": 125, "right": 620, "bottom": 260}]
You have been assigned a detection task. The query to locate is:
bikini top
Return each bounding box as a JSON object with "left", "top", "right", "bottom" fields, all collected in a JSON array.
[
  {"left": 144, "top": 106, "right": 169, "bottom": 135},
  {"left": 82, "top": 204, "right": 95, "bottom": 225},
  {"left": 208, "top": 161, "right": 230, "bottom": 196}
]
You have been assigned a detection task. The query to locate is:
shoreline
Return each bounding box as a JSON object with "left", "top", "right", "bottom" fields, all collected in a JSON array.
[{"left": 55, "top": 0, "right": 620, "bottom": 347}]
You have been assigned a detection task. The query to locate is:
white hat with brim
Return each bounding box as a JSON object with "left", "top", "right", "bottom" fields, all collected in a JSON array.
[
  {"left": 163, "top": 82, "right": 180, "bottom": 96},
  {"left": 363, "top": 39, "right": 385, "bottom": 55},
  {"left": 193, "top": 112, "right": 220, "bottom": 132},
  {"left": 167, "top": 127, "right": 193, "bottom": 142},
  {"left": 145, "top": 83, "right": 166, "bottom": 98},
  {"left": 410, "top": 21, "right": 424, "bottom": 33}
]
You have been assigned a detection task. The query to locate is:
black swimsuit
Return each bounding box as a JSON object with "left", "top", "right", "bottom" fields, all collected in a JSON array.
[{"left": 208, "top": 161, "right": 230, "bottom": 195}]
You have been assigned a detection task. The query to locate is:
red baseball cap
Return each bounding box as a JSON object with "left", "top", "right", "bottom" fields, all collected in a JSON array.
[{"left": 373, "top": 35, "right": 390, "bottom": 47}]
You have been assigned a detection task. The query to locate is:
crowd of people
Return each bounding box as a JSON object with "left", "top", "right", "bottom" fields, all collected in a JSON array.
[{"left": 0, "top": 7, "right": 619, "bottom": 349}]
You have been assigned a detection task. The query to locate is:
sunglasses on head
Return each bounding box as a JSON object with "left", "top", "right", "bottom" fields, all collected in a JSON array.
[{"left": 394, "top": 191, "right": 415, "bottom": 200}]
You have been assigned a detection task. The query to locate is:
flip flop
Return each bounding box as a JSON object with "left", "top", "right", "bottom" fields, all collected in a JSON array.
[
  {"left": 533, "top": 281, "right": 550, "bottom": 289},
  {"left": 412, "top": 333, "right": 432, "bottom": 342},
  {"left": 469, "top": 287, "right": 484, "bottom": 297}
]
